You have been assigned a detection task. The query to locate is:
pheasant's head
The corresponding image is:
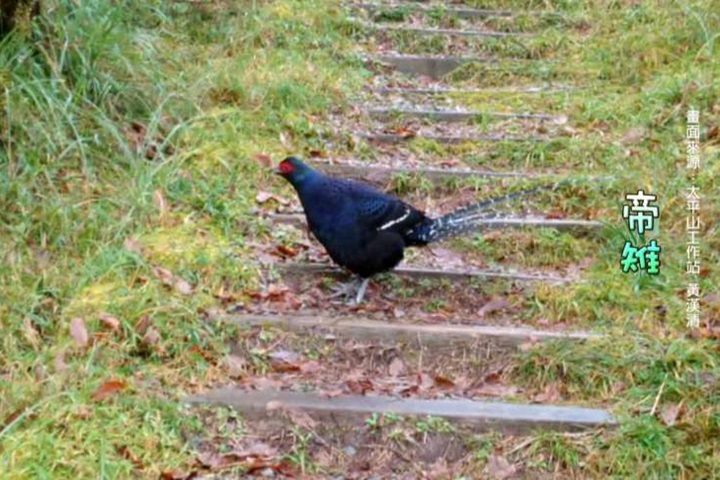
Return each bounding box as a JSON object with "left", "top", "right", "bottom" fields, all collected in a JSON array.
[{"left": 274, "top": 156, "right": 314, "bottom": 187}]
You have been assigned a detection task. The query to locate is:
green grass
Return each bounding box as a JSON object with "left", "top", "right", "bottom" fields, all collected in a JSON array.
[
  {"left": 0, "top": 0, "right": 364, "bottom": 476},
  {"left": 1, "top": 0, "right": 719, "bottom": 477}
]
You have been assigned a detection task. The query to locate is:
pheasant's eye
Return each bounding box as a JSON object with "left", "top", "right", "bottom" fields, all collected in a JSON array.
[{"left": 279, "top": 160, "right": 294, "bottom": 174}]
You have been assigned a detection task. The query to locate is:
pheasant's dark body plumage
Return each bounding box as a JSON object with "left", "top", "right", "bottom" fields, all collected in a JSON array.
[
  {"left": 275, "top": 156, "right": 550, "bottom": 303},
  {"left": 286, "top": 163, "right": 432, "bottom": 278}
]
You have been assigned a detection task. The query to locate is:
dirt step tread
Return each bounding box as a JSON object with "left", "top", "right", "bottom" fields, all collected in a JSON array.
[
  {"left": 185, "top": 389, "right": 616, "bottom": 433},
  {"left": 225, "top": 314, "right": 601, "bottom": 346},
  {"left": 367, "top": 23, "right": 531, "bottom": 38},
  {"left": 370, "top": 53, "right": 487, "bottom": 78},
  {"left": 368, "top": 53, "right": 557, "bottom": 79}
]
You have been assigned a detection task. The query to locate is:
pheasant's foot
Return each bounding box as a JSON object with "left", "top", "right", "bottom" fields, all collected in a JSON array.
[{"left": 328, "top": 277, "right": 370, "bottom": 305}]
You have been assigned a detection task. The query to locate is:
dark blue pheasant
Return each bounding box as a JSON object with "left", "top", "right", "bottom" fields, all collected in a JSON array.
[{"left": 276, "top": 156, "right": 552, "bottom": 303}]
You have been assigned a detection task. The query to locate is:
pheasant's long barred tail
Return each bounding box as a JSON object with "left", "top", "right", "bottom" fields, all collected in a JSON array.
[
  {"left": 409, "top": 181, "right": 567, "bottom": 244},
  {"left": 414, "top": 210, "right": 508, "bottom": 243}
]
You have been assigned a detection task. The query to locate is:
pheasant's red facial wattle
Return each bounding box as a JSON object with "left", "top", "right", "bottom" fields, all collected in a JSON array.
[{"left": 278, "top": 160, "right": 295, "bottom": 175}]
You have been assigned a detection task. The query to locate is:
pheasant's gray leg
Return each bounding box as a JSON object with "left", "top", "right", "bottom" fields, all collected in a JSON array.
[
  {"left": 328, "top": 277, "right": 361, "bottom": 300},
  {"left": 354, "top": 277, "right": 370, "bottom": 305}
]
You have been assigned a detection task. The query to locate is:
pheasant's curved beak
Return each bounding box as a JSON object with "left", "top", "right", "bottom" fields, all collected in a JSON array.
[{"left": 272, "top": 167, "right": 282, "bottom": 175}]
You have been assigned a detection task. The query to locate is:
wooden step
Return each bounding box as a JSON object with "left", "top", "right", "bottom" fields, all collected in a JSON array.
[
  {"left": 366, "top": 106, "right": 564, "bottom": 122},
  {"left": 352, "top": 3, "right": 515, "bottom": 19},
  {"left": 280, "top": 263, "right": 578, "bottom": 284},
  {"left": 358, "top": 131, "right": 548, "bottom": 143},
  {"left": 310, "top": 161, "right": 549, "bottom": 180},
  {"left": 185, "top": 389, "right": 617, "bottom": 433},
  {"left": 267, "top": 212, "right": 603, "bottom": 232},
  {"left": 225, "top": 314, "right": 601, "bottom": 347},
  {"left": 372, "top": 85, "right": 576, "bottom": 95},
  {"left": 369, "top": 23, "right": 530, "bottom": 38}
]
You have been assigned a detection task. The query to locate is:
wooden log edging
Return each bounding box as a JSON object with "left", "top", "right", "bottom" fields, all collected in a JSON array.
[
  {"left": 225, "top": 314, "right": 602, "bottom": 347},
  {"left": 280, "top": 263, "right": 578, "bottom": 283},
  {"left": 351, "top": 3, "right": 515, "bottom": 19},
  {"left": 185, "top": 389, "right": 617, "bottom": 433},
  {"left": 366, "top": 106, "right": 564, "bottom": 122},
  {"left": 267, "top": 212, "right": 603, "bottom": 232}
]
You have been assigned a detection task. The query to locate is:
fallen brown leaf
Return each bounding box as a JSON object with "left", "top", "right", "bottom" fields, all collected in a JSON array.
[
  {"left": 99, "top": 312, "right": 120, "bottom": 332},
  {"left": 705, "top": 292, "right": 720, "bottom": 306},
  {"left": 152, "top": 266, "right": 175, "bottom": 286},
  {"left": 142, "top": 327, "right": 161, "bottom": 346},
  {"left": 308, "top": 149, "right": 327, "bottom": 158},
  {"left": 196, "top": 452, "right": 282, "bottom": 474},
  {"left": 22, "top": 317, "right": 41, "bottom": 348},
  {"left": 234, "top": 442, "right": 278, "bottom": 459},
  {"left": 154, "top": 189, "right": 168, "bottom": 217},
  {"left": 439, "top": 160, "right": 458, "bottom": 168},
  {"left": 430, "top": 247, "right": 465, "bottom": 269},
  {"left": 274, "top": 244, "right": 297, "bottom": 258},
  {"left": 433, "top": 374, "right": 455, "bottom": 389},
  {"left": 224, "top": 355, "right": 248, "bottom": 377},
  {"left": 417, "top": 372, "right": 435, "bottom": 391},
  {"left": 135, "top": 315, "right": 151, "bottom": 335},
  {"left": 388, "top": 357, "right": 405, "bottom": 377},
  {"left": 70, "top": 318, "right": 89, "bottom": 347},
  {"left": 621, "top": 127, "right": 647, "bottom": 145},
  {"left": 255, "top": 153, "right": 273, "bottom": 167},
  {"left": 346, "top": 378, "right": 374, "bottom": 395},
  {"left": 265, "top": 400, "right": 316, "bottom": 430},
  {"left": 54, "top": 352, "right": 68, "bottom": 372},
  {"left": 152, "top": 266, "right": 193, "bottom": 295},
  {"left": 484, "top": 454, "right": 517, "bottom": 480},
  {"left": 545, "top": 210, "right": 566, "bottom": 219},
  {"left": 2, "top": 407, "right": 28, "bottom": 432},
  {"left": 270, "top": 360, "right": 301, "bottom": 373},
  {"left": 123, "top": 121, "right": 172, "bottom": 161},
  {"left": 300, "top": 360, "right": 321, "bottom": 374},
  {"left": 321, "top": 388, "right": 344, "bottom": 399},
  {"left": 471, "top": 381, "right": 519, "bottom": 398},
  {"left": 517, "top": 339, "right": 541, "bottom": 352},
  {"left": 116, "top": 444, "right": 145, "bottom": 471},
  {"left": 532, "top": 383, "right": 562, "bottom": 403},
  {"left": 392, "top": 126, "right": 416, "bottom": 138},
  {"left": 707, "top": 124, "right": 719, "bottom": 142},
  {"left": 92, "top": 380, "right": 127, "bottom": 402},
  {"left": 287, "top": 407, "right": 316, "bottom": 430},
  {"left": 72, "top": 404, "right": 92, "bottom": 420},
  {"left": 255, "top": 191, "right": 289, "bottom": 205},
  {"left": 478, "top": 297, "right": 512, "bottom": 318},
  {"left": 160, "top": 469, "right": 197, "bottom": 480},
  {"left": 247, "top": 376, "right": 283, "bottom": 391},
  {"left": 660, "top": 402, "right": 682, "bottom": 426},
  {"left": 130, "top": 121, "right": 145, "bottom": 135},
  {"left": 173, "top": 277, "right": 193, "bottom": 295}
]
